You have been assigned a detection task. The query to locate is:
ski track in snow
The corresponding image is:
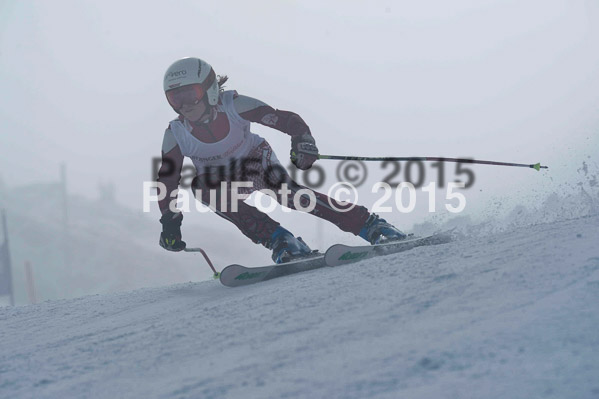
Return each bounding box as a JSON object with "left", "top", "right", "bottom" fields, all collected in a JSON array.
[{"left": 1, "top": 215, "right": 599, "bottom": 399}]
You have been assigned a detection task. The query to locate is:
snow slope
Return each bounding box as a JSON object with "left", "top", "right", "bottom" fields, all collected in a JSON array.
[{"left": 1, "top": 214, "right": 599, "bottom": 399}]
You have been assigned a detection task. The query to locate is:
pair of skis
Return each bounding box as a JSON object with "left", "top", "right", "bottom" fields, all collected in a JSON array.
[{"left": 218, "top": 233, "right": 452, "bottom": 287}]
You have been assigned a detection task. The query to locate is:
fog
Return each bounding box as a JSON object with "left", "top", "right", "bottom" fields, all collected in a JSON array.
[{"left": 1, "top": 0, "right": 598, "bottom": 303}]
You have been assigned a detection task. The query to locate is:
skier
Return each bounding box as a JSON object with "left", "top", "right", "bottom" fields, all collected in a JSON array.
[{"left": 157, "top": 57, "right": 406, "bottom": 263}]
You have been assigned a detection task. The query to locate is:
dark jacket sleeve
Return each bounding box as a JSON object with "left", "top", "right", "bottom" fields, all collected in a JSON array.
[
  {"left": 157, "top": 128, "right": 184, "bottom": 214},
  {"left": 233, "top": 93, "right": 312, "bottom": 137}
]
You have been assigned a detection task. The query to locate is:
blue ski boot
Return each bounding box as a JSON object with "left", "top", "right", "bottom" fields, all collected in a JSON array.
[
  {"left": 359, "top": 214, "right": 407, "bottom": 245},
  {"left": 270, "top": 226, "right": 312, "bottom": 264}
]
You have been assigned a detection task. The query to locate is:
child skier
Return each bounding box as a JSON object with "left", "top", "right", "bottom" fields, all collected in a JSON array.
[{"left": 157, "top": 57, "right": 406, "bottom": 263}]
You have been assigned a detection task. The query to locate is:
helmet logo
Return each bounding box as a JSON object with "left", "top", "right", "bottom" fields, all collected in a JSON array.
[{"left": 166, "top": 70, "right": 187, "bottom": 79}]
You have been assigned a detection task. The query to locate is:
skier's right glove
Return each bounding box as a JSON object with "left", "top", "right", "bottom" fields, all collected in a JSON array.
[{"left": 159, "top": 210, "right": 187, "bottom": 252}]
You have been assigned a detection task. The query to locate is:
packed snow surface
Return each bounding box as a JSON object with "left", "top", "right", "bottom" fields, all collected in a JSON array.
[{"left": 1, "top": 215, "right": 599, "bottom": 399}]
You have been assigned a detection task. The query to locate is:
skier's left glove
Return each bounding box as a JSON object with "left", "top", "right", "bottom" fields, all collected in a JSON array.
[
  {"left": 159, "top": 210, "right": 187, "bottom": 252},
  {"left": 290, "top": 133, "right": 319, "bottom": 170}
]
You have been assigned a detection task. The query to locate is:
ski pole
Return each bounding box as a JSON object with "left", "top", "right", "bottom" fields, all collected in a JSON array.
[
  {"left": 184, "top": 247, "right": 220, "bottom": 279},
  {"left": 318, "top": 155, "right": 548, "bottom": 171}
]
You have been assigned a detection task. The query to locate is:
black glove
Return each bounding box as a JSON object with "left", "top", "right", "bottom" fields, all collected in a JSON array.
[
  {"left": 290, "top": 133, "right": 319, "bottom": 170},
  {"left": 159, "top": 211, "right": 186, "bottom": 252}
]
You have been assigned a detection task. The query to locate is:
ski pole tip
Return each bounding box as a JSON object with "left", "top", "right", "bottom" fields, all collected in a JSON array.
[
  {"left": 532, "top": 163, "right": 548, "bottom": 171},
  {"left": 213, "top": 272, "right": 220, "bottom": 280}
]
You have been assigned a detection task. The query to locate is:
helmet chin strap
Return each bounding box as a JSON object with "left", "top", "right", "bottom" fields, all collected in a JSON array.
[
  {"left": 183, "top": 97, "right": 216, "bottom": 124},
  {"left": 198, "top": 104, "right": 217, "bottom": 124}
]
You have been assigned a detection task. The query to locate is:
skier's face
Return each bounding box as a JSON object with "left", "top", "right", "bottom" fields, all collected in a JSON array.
[{"left": 179, "top": 100, "right": 209, "bottom": 122}]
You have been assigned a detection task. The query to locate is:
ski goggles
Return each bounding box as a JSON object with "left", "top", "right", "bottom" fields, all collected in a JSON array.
[
  {"left": 165, "top": 69, "right": 217, "bottom": 111},
  {"left": 165, "top": 84, "right": 206, "bottom": 111}
]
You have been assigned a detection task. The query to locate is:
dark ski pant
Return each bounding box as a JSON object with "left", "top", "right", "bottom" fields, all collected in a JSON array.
[{"left": 191, "top": 140, "right": 369, "bottom": 248}]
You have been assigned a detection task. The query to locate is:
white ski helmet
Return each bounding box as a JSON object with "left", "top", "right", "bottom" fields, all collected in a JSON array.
[{"left": 163, "top": 57, "right": 219, "bottom": 107}]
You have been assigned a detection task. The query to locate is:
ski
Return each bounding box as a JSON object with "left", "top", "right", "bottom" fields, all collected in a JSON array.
[
  {"left": 324, "top": 232, "right": 453, "bottom": 267},
  {"left": 219, "top": 252, "right": 326, "bottom": 287},
  {"left": 219, "top": 233, "right": 453, "bottom": 287}
]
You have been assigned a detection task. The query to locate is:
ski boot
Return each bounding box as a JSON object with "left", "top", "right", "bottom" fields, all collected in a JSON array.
[
  {"left": 270, "top": 226, "right": 313, "bottom": 264},
  {"left": 359, "top": 214, "right": 407, "bottom": 245}
]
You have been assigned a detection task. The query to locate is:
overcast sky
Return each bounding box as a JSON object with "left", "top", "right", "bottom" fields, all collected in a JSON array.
[{"left": 1, "top": 0, "right": 598, "bottom": 236}]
